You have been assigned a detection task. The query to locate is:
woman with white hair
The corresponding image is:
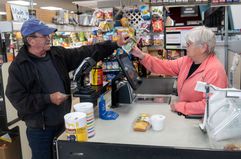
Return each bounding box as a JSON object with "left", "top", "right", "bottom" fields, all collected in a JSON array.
[{"left": 131, "top": 26, "right": 228, "bottom": 115}]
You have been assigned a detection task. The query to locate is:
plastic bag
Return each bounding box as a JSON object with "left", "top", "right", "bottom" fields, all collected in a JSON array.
[{"left": 206, "top": 90, "right": 241, "bottom": 142}]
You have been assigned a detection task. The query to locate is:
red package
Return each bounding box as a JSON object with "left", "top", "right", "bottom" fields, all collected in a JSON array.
[{"left": 152, "top": 19, "right": 163, "bottom": 33}]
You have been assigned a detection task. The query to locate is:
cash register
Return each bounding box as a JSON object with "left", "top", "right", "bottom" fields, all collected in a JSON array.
[
  {"left": 72, "top": 57, "right": 109, "bottom": 105},
  {"left": 111, "top": 53, "right": 142, "bottom": 107},
  {"left": 72, "top": 54, "right": 142, "bottom": 107}
]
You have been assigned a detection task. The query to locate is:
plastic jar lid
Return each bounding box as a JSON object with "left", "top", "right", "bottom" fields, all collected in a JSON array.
[
  {"left": 74, "top": 102, "right": 94, "bottom": 114},
  {"left": 64, "top": 112, "right": 87, "bottom": 128}
]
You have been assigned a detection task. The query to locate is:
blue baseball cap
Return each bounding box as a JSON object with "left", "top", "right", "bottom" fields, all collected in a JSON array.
[{"left": 21, "top": 18, "right": 57, "bottom": 36}]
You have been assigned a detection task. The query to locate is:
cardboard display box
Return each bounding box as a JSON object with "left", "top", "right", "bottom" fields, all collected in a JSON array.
[{"left": 0, "top": 136, "right": 21, "bottom": 159}]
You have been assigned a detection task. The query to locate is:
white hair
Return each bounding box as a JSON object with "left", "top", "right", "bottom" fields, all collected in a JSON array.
[{"left": 185, "top": 26, "right": 216, "bottom": 54}]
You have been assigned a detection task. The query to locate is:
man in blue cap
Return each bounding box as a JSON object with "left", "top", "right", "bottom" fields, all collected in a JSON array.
[{"left": 6, "top": 18, "right": 127, "bottom": 159}]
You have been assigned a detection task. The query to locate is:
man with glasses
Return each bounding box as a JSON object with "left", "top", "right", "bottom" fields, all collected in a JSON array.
[
  {"left": 6, "top": 18, "right": 127, "bottom": 159},
  {"left": 131, "top": 26, "right": 228, "bottom": 116}
]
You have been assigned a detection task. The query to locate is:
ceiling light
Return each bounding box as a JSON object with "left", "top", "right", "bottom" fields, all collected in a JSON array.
[
  {"left": 0, "top": 12, "right": 7, "bottom": 15},
  {"left": 40, "top": 6, "right": 63, "bottom": 11},
  {"left": 7, "top": 1, "right": 37, "bottom": 6},
  {"left": 72, "top": 1, "right": 98, "bottom": 8}
]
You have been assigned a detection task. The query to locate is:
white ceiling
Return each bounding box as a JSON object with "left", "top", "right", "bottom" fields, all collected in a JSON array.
[{"left": 33, "top": 0, "right": 142, "bottom": 12}]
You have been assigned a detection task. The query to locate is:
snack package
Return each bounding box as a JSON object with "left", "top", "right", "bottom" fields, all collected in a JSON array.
[
  {"left": 140, "top": 21, "right": 151, "bottom": 33},
  {"left": 153, "top": 34, "right": 164, "bottom": 46},
  {"left": 104, "top": 8, "right": 113, "bottom": 21},
  {"left": 133, "top": 113, "right": 150, "bottom": 132},
  {"left": 152, "top": 19, "right": 164, "bottom": 33},
  {"left": 120, "top": 17, "right": 129, "bottom": 27},
  {"left": 139, "top": 5, "right": 151, "bottom": 20},
  {"left": 141, "top": 34, "right": 153, "bottom": 46},
  {"left": 152, "top": 6, "right": 163, "bottom": 18},
  {"left": 95, "top": 9, "right": 105, "bottom": 20}
]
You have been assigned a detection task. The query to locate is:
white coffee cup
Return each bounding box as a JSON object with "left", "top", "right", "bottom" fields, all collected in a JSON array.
[{"left": 150, "top": 114, "right": 166, "bottom": 131}]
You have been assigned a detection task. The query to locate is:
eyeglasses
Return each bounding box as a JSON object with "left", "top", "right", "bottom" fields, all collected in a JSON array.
[
  {"left": 186, "top": 41, "right": 203, "bottom": 48},
  {"left": 186, "top": 41, "right": 193, "bottom": 48}
]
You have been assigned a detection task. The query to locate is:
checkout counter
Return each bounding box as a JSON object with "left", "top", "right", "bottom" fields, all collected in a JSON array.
[
  {"left": 55, "top": 54, "right": 241, "bottom": 159},
  {"left": 55, "top": 96, "right": 241, "bottom": 159}
]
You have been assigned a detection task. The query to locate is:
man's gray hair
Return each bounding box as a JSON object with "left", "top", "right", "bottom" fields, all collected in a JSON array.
[
  {"left": 185, "top": 26, "right": 216, "bottom": 54},
  {"left": 22, "top": 33, "right": 36, "bottom": 47}
]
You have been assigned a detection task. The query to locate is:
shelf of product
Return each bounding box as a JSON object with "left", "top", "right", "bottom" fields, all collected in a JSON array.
[
  {"left": 0, "top": 31, "right": 22, "bottom": 64},
  {"left": 53, "top": 31, "right": 92, "bottom": 48}
]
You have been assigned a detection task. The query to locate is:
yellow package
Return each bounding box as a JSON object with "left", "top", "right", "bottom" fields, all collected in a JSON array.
[{"left": 133, "top": 113, "right": 150, "bottom": 132}]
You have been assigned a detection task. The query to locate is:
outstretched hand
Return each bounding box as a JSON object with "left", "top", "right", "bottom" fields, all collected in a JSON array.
[
  {"left": 170, "top": 103, "right": 176, "bottom": 112},
  {"left": 130, "top": 46, "right": 146, "bottom": 60}
]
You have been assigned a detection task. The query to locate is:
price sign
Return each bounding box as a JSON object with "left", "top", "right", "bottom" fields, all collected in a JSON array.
[{"left": 10, "top": 4, "right": 29, "bottom": 22}]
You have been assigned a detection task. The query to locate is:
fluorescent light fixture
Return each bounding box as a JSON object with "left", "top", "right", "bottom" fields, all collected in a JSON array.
[
  {"left": 7, "top": 1, "right": 37, "bottom": 6},
  {"left": 0, "top": 12, "right": 7, "bottom": 15},
  {"left": 40, "top": 6, "right": 63, "bottom": 11},
  {"left": 72, "top": 1, "right": 98, "bottom": 8}
]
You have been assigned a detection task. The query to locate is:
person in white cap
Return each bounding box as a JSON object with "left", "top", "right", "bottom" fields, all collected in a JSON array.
[{"left": 6, "top": 18, "right": 127, "bottom": 159}]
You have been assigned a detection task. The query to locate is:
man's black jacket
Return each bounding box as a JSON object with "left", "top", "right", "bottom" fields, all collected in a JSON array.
[{"left": 6, "top": 41, "right": 118, "bottom": 129}]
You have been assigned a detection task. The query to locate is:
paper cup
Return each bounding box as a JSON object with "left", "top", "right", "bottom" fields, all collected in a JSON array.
[{"left": 150, "top": 114, "right": 166, "bottom": 131}]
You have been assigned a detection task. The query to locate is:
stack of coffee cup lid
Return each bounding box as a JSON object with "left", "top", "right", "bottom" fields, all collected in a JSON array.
[
  {"left": 74, "top": 102, "right": 95, "bottom": 138},
  {"left": 64, "top": 112, "right": 88, "bottom": 141}
]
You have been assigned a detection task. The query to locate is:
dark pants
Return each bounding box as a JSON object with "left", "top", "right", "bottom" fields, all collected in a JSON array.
[{"left": 26, "top": 125, "right": 64, "bottom": 159}]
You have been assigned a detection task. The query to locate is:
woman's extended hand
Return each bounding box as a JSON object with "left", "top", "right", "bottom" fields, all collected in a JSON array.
[
  {"left": 130, "top": 46, "right": 146, "bottom": 60},
  {"left": 170, "top": 103, "right": 176, "bottom": 112}
]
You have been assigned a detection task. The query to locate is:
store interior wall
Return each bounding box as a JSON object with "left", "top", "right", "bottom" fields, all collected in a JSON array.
[{"left": 229, "top": 5, "right": 241, "bottom": 30}]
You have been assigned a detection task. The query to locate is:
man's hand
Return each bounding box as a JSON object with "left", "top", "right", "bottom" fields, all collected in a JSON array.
[
  {"left": 116, "top": 34, "right": 129, "bottom": 47},
  {"left": 50, "top": 92, "right": 69, "bottom": 105}
]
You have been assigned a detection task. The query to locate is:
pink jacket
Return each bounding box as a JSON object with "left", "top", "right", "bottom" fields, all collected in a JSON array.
[{"left": 141, "top": 54, "right": 228, "bottom": 115}]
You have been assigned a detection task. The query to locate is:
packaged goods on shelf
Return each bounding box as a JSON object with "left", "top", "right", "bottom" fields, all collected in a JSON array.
[
  {"left": 152, "top": 19, "right": 164, "bottom": 32},
  {"left": 167, "top": 50, "right": 182, "bottom": 60},
  {"left": 140, "top": 21, "right": 151, "bottom": 33},
  {"left": 153, "top": 34, "right": 164, "bottom": 46},
  {"left": 53, "top": 31, "right": 92, "bottom": 48}
]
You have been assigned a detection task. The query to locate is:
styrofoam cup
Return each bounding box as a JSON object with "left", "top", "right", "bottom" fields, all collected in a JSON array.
[{"left": 150, "top": 114, "right": 166, "bottom": 131}]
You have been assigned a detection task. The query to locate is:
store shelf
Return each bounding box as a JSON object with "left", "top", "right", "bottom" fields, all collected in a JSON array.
[
  {"left": 211, "top": 2, "right": 241, "bottom": 7},
  {"left": 147, "top": 1, "right": 241, "bottom": 7},
  {"left": 0, "top": 21, "right": 22, "bottom": 32},
  {"left": 0, "top": 21, "right": 96, "bottom": 33},
  {"left": 103, "top": 69, "right": 121, "bottom": 72},
  {"left": 147, "top": 45, "right": 163, "bottom": 51},
  {"left": 48, "top": 24, "right": 96, "bottom": 32},
  {"left": 147, "top": 2, "right": 209, "bottom": 7}
]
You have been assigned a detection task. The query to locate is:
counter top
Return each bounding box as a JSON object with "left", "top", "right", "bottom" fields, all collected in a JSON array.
[{"left": 58, "top": 97, "right": 210, "bottom": 149}]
